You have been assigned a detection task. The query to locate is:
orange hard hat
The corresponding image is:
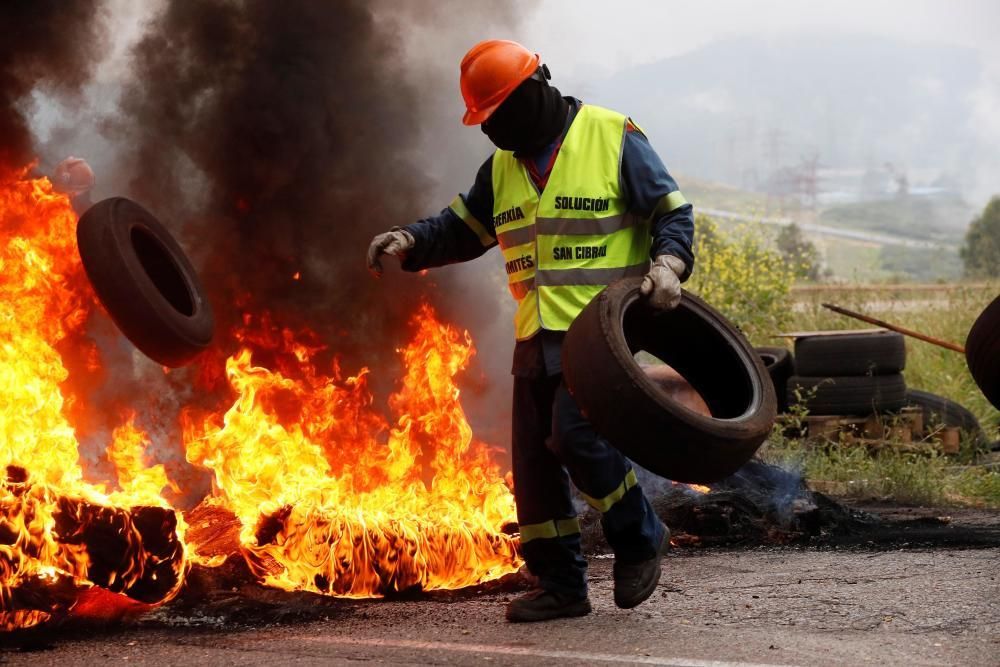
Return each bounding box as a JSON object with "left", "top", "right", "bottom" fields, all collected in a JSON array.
[{"left": 460, "top": 39, "right": 540, "bottom": 126}]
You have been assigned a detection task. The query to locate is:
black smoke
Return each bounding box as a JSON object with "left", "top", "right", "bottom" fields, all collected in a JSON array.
[
  {"left": 108, "top": 1, "right": 445, "bottom": 369},
  {"left": 0, "top": 0, "right": 106, "bottom": 168},
  {"left": 101, "top": 1, "right": 527, "bottom": 453},
  {"left": 101, "top": 1, "right": 533, "bottom": 432},
  {"left": 7, "top": 1, "right": 526, "bottom": 483}
]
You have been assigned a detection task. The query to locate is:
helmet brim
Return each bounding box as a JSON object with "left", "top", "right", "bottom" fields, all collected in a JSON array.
[{"left": 462, "top": 102, "right": 502, "bottom": 126}]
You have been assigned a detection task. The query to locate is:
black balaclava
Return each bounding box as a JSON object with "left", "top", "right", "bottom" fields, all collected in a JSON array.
[{"left": 482, "top": 75, "right": 569, "bottom": 155}]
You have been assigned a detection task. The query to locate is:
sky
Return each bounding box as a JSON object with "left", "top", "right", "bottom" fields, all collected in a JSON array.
[
  {"left": 29, "top": 0, "right": 1000, "bottom": 205},
  {"left": 512, "top": 0, "right": 1000, "bottom": 205},
  {"left": 520, "top": 0, "right": 1000, "bottom": 81}
]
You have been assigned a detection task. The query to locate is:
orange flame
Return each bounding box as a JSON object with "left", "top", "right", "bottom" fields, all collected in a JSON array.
[
  {"left": 0, "top": 168, "right": 185, "bottom": 631},
  {"left": 106, "top": 412, "right": 179, "bottom": 507},
  {"left": 670, "top": 481, "right": 710, "bottom": 495},
  {"left": 183, "top": 304, "right": 520, "bottom": 596},
  {"left": 1, "top": 164, "right": 521, "bottom": 629}
]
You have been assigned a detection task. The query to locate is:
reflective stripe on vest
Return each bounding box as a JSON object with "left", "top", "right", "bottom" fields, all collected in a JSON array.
[{"left": 491, "top": 105, "right": 652, "bottom": 340}]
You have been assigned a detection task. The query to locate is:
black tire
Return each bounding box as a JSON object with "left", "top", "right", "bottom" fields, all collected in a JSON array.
[
  {"left": 562, "top": 278, "right": 777, "bottom": 484},
  {"left": 77, "top": 198, "right": 214, "bottom": 367},
  {"left": 787, "top": 374, "right": 907, "bottom": 415},
  {"left": 755, "top": 346, "right": 794, "bottom": 413},
  {"left": 905, "top": 389, "right": 986, "bottom": 446},
  {"left": 794, "top": 332, "right": 905, "bottom": 376},
  {"left": 966, "top": 294, "right": 1000, "bottom": 410}
]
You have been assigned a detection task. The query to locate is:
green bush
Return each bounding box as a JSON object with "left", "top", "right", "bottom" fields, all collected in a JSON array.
[
  {"left": 686, "top": 214, "right": 797, "bottom": 341},
  {"left": 687, "top": 213, "right": 999, "bottom": 507}
]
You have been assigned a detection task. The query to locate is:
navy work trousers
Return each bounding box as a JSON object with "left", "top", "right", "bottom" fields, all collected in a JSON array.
[{"left": 512, "top": 374, "right": 664, "bottom": 596}]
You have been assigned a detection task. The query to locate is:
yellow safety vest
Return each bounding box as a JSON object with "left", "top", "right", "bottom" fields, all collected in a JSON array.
[{"left": 491, "top": 105, "right": 650, "bottom": 340}]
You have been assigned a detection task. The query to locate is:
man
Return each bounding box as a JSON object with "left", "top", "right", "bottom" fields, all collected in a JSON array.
[
  {"left": 52, "top": 156, "right": 95, "bottom": 215},
  {"left": 367, "top": 40, "right": 694, "bottom": 622}
]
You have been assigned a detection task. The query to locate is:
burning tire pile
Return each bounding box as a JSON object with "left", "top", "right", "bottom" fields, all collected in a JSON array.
[{"left": 0, "top": 179, "right": 522, "bottom": 636}]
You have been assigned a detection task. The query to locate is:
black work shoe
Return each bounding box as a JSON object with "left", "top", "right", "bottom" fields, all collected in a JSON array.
[
  {"left": 612, "top": 525, "right": 671, "bottom": 609},
  {"left": 505, "top": 588, "right": 592, "bottom": 623}
]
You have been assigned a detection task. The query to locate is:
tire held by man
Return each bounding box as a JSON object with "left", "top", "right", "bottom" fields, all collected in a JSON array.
[
  {"left": 77, "top": 197, "right": 214, "bottom": 367},
  {"left": 563, "top": 279, "right": 777, "bottom": 484}
]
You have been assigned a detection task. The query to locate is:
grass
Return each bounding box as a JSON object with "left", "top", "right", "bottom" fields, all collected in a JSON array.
[
  {"left": 812, "top": 238, "right": 884, "bottom": 281},
  {"left": 785, "top": 283, "right": 998, "bottom": 432},
  {"left": 690, "top": 214, "right": 998, "bottom": 507},
  {"left": 761, "top": 430, "right": 1000, "bottom": 507},
  {"left": 756, "top": 282, "right": 1000, "bottom": 508}
]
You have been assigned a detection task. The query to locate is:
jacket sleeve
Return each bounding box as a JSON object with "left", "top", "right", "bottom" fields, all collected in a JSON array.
[
  {"left": 621, "top": 123, "right": 695, "bottom": 281},
  {"left": 400, "top": 155, "right": 497, "bottom": 271}
]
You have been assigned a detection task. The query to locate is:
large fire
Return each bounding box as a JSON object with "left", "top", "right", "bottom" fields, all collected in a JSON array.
[
  {"left": 0, "top": 167, "right": 520, "bottom": 630},
  {"left": 182, "top": 305, "right": 520, "bottom": 596}
]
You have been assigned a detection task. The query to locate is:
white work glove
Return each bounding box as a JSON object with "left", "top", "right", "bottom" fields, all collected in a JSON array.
[
  {"left": 53, "top": 156, "right": 95, "bottom": 195},
  {"left": 366, "top": 228, "right": 415, "bottom": 277},
  {"left": 640, "top": 255, "right": 686, "bottom": 311}
]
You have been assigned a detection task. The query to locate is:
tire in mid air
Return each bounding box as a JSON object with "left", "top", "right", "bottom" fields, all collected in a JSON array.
[{"left": 76, "top": 197, "right": 214, "bottom": 367}]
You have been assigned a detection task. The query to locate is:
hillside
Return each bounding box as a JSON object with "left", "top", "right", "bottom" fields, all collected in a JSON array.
[
  {"left": 683, "top": 177, "right": 969, "bottom": 282},
  {"left": 583, "top": 34, "right": 985, "bottom": 205}
]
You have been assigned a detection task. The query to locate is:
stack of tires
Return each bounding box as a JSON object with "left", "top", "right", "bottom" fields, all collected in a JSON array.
[
  {"left": 786, "top": 332, "right": 908, "bottom": 416},
  {"left": 753, "top": 334, "right": 991, "bottom": 449},
  {"left": 754, "top": 333, "right": 908, "bottom": 416}
]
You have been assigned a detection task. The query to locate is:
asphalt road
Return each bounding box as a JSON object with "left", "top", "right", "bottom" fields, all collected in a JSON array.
[{"left": 3, "top": 546, "right": 997, "bottom": 667}]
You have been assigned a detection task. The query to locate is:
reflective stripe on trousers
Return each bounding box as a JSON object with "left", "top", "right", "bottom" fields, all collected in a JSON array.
[
  {"left": 579, "top": 469, "right": 638, "bottom": 513},
  {"left": 519, "top": 517, "right": 582, "bottom": 544}
]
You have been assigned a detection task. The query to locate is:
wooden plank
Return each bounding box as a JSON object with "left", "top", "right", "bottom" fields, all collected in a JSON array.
[
  {"left": 939, "top": 427, "right": 961, "bottom": 455},
  {"left": 792, "top": 282, "right": 991, "bottom": 293},
  {"left": 774, "top": 328, "right": 888, "bottom": 339}
]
